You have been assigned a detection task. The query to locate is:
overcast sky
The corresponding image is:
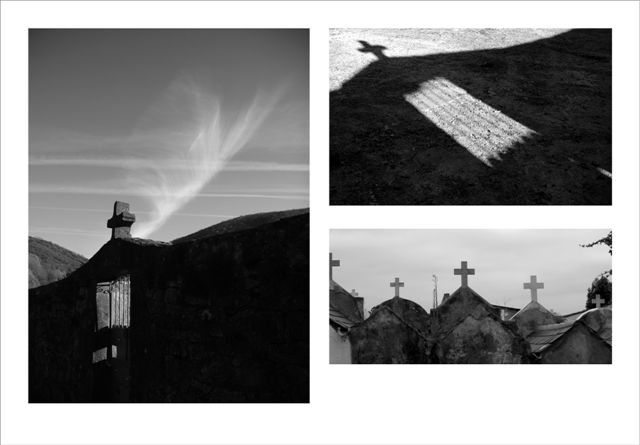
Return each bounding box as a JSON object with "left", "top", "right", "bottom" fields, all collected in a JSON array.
[
  {"left": 29, "top": 29, "right": 308, "bottom": 258},
  {"left": 330, "top": 229, "right": 611, "bottom": 316}
]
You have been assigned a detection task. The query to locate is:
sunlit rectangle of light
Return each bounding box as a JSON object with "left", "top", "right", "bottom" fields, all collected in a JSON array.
[
  {"left": 404, "top": 77, "right": 537, "bottom": 166},
  {"left": 92, "top": 346, "right": 117, "bottom": 364}
]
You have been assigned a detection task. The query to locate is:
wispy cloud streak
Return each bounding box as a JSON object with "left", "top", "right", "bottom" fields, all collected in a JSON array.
[
  {"left": 30, "top": 157, "right": 308, "bottom": 172},
  {"left": 29, "top": 184, "right": 308, "bottom": 201},
  {"left": 120, "top": 78, "right": 286, "bottom": 237},
  {"left": 30, "top": 206, "right": 235, "bottom": 218},
  {"left": 31, "top": 76, "right": 304, "bottom": 238}
]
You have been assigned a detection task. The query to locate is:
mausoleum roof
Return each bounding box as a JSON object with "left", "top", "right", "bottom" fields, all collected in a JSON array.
[
  {"left": 509, "top": 300, "right": 554, "bottom": 320},
  {"left": 577, "top": 306, "right": 612, "bottom": 344},
  {"left": 330, "top": 279, "right": 363, "bottom": 329},
  {"left": 561, "top": 310, "right": 587, "bottom": 323},
  {"left": 526, "top": 321, "right": 574, "bottom": 353},
  {"left": 441, "top": 286, "right": 495, "bottom": 310},
  {"left": 526, "top": 318, "right": 612, "bottom": 356},
  {"left": 374, "top": 296, "right": 429, "bottom": 317},
  {"left": 119, "top": 238, "right": 172, "bottom": 247}
]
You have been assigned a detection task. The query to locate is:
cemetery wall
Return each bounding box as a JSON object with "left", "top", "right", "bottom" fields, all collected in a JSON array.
[{"left": 29, "top": 212, "right": 309, "bottom": 402}]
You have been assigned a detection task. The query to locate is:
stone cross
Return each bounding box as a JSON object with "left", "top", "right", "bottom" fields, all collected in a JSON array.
[
  {"left": 107, "top": 201, "right": 136, "bottom": 239},
  {"left": 329, "top": 253, "right": 340, "bottom": 281},
  {"left": 351, "top": 289, "right": 359, "bottom": 297},
  {"left": 523, "top": 275, "right": 544, "bottom": 302},
  {"left": 591, "top": 294, "right": 605, "bottom": 308},
  {"left": 390, "top": 277, "right": 404, "bottom": 297},
  {"left": 454, "top": 261, "right": 475, "bottom": 288}
]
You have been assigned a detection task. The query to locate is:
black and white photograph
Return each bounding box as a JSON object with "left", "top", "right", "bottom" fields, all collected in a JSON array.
[
  {"left": 2, "top": 1, "right": 639, "bottom": 445},
  {"left": 330, "top": 28, "right": 612, "bottom": 205},
  {"left": 28, "top": 29, "right": 309, "bottom": 402},
  {"left": 330, "top": 229, "right": 612, "bottom": 364}
]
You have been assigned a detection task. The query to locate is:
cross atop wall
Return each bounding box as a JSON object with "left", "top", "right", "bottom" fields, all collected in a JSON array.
[
  {"left": 329, "top": 253, "right": 340, "bottom": 281},
  {"left": 107, "top": 201, "right": 136, "bottom": 239},
  {"left": 591, "top": 294, "right": 605, "bottom": 308},
  {"left": 390, "top": 277, "right": 404, "bottom": 297},
  {"left": 454, "top": 261, "right": 475, "bottom": 288},
  {"left": 523, "top": 275, "right": 544, "bottom": 302}
]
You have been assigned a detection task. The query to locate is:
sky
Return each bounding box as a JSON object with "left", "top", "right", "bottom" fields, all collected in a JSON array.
[
  {"left": 29, "top": 29, "right": 309, "bottom": 258},
  {"left": 330, "top": 229, "right": 611, "bottom": 316}
]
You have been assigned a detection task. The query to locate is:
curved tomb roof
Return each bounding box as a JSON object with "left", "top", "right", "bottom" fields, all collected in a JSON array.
[
  {"left": 115, "top": 208, "right": 309, "bottom": 247},
  {"left": 526, "top": 321, "right": 574, "bottom": 354},
  {"left": 577, "top": 307, "right": 612, "bottom": 344},
  {"left": 369, "top": 296, "right": 431, "bottom": 333},
  {"left": 330, "top": 279, "right": 364, "bottom": 329},
  {"left": 527, "top": 319, "right": 611, "bottom": 355},
  {"left": 432, "top": 286, "right": 523, "bottom": 340},
  {"left": 509, "top": 300, "right": 556, "bottom": 320},
  {"left": 436, "top": 286, "right": 500, "bottom": 322}
]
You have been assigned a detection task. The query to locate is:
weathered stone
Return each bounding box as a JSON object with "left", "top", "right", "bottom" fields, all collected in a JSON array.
[
  {"left": 523, "top": 275, "right": 544, "bottom": 302},
  {"left": 529, "top": 320, "right": 611, "bottom": 364},
  {"left": 329, "top": 280, "right": 363, "bottom": 364},
  {"left": 510, "top": 300, "right": 564, "bottom": 337},
  {"left": 577, "top": 307, "right": 612, "bottom": 344},
  {"left": 106, "top": 201, "right": 136, "bottom": 239},
  {"left": 349, "top": 296, "right": 431, "bottom": 364},
  {"left": 389, "top": 277, "right": 404, "bottom": 297},
  {"left": 430, "top": 286, "right": 530, "bottom": 364},
  {"left": 453, "top": 261, "right": 475, "bottom": 288}
]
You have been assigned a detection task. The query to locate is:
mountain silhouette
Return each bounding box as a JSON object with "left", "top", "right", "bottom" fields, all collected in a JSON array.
[{"left": 29, "top": 237, "right": 87, "bottom": 288}]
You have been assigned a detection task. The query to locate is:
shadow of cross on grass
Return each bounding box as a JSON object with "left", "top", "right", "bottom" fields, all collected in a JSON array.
[
  {"left": 330, "top": 29, "right": 612, "bottom": 205},
  {"left": 358, "top": 40, "right": 389, "bottom": 60}
]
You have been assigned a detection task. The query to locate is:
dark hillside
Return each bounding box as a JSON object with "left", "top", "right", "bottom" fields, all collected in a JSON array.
[{"left": 29, "top": 237, "right": 87, "bottom": 288}]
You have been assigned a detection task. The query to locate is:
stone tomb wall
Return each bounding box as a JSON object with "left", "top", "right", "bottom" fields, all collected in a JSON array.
[
  {"left": 349, "top": 297, "right": 431, "bottom": 364},
  {"left": 29, "top": 213, "right": 309, "bottom": 402},
  {"left": 538, "top": 322, "right": 611, "bottom": 364}
]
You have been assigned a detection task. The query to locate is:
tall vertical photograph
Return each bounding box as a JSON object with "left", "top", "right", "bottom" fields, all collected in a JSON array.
[{"left": 29, "top": 29, "right": 309, "bottom": 402}]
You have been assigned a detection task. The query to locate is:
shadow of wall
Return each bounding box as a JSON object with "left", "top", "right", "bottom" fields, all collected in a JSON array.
[{"left": 330, "top": 29, "right": 611, "bottom": 205}]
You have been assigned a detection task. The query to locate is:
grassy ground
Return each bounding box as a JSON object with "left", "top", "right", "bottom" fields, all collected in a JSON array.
[{"left": 330, "top": 29, "right": 611, "bottom": 205}]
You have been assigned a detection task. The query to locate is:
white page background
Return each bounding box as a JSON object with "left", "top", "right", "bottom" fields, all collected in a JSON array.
[{"left": 1, "top": 1, "right": 638, "bottom": 444}]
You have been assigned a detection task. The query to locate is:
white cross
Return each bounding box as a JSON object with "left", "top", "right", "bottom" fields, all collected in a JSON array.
[
  {"left": 329, "top": 253, "right": 340, "bottom": 281},
  {"left": 351, "top": 289, "right": 359, "bottom": 297},
  {"left": 454, "top": 261, "right": 475, "bottom": 288},
  {"left": 591, "top": 294, "right": 605, "bottom": 308},
  {"left": 390, "top": 277, "right": 404, "bottom": 297},
  {"left": 523, "top": 275, "right": 544, "bottom": 302}
]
